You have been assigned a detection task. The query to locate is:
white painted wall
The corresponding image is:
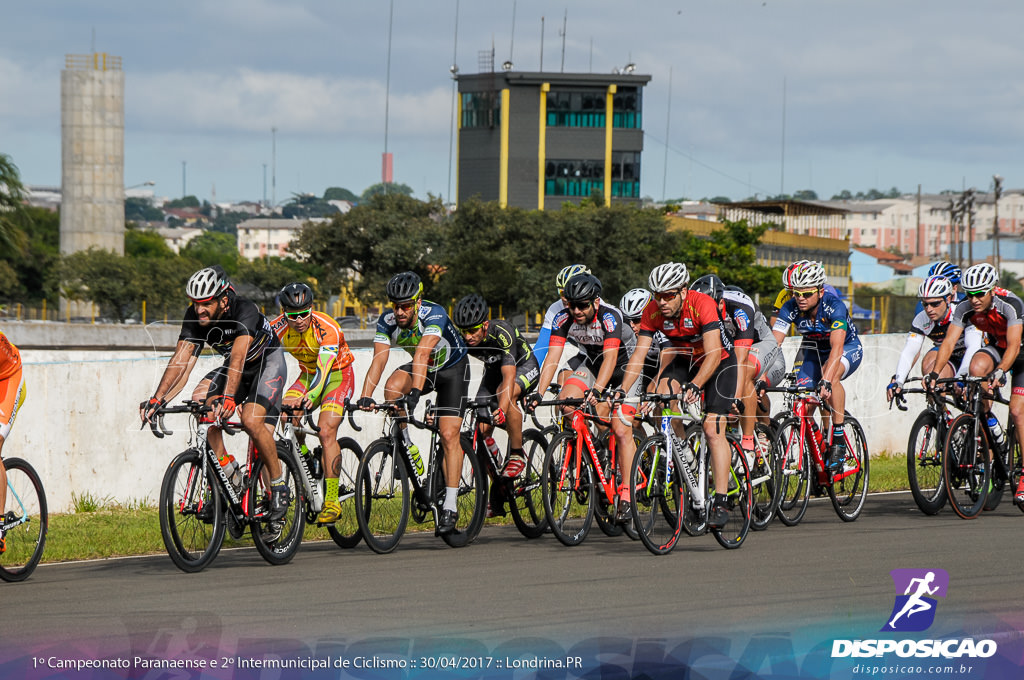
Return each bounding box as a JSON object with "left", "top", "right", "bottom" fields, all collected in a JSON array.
[{"left": 12, "top": 334, "right": 981, "bottom": 513}]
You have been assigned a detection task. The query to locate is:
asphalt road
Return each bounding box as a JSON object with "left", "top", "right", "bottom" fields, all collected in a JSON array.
[{"left": 4, "top": 491, "right": 1024, "bottom": 675}]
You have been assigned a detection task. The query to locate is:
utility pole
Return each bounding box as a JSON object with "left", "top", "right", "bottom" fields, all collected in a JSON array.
[
  {"left": 915, "top": 184, "right": 922, "bottom": 256},
  {"left": 993, "top": 175, "right": 1003, "bottom": 272},
  {"left": 964, "top": 188, "right": 976, "bottom": 266}
]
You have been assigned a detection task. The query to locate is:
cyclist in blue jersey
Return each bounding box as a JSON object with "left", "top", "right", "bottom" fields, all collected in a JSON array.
[
  {"left": 772, "top": 261, "right": 863, "bottom": 470},
  {"left": 357, "top": 271, "right": 471, "bottom": 534}
]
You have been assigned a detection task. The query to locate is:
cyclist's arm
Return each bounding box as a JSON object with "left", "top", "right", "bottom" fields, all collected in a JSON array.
[
  {"left": 732, "top": 342, "right": 751, "bottom": 400},
  {"left": 497, "top": 363, "right": 517, "bottom": 415},
  {"left": 534, "top": 339, "right": 566, "bottom": 397},
  {"left": 360, "top": 340, "right": 392, "bottom": 400},
  {"left": 151, "top": 339, "right": 201, "bottom": 402},
  {"left": 955, "top": 326, "right": 983, "bottom": 377},
  {"left": 996, "top": 324, "right": 1023, "bottom": 373},
  {"left": 621, "top": 333, "right": 653, "bottom": 395},
  {"left": 893, "top": 333, "right": 925, "bottom": 385},
  {"left": 532, "top": 326, "right": 552, "bottom": 366},
  {"left": 303, "top": 345, "right": 339, "bottom": 405},
  {"left": 690, "top": 329, "right": 723, "bottom": 389}
]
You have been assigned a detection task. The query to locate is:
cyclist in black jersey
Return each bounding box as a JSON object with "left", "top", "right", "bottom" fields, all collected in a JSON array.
[
  {"left": 140, "top": 266, "right": 291, "bottom": 521},
  {"left": 454, "top": 294, "right": 540, "bottom": 479}
]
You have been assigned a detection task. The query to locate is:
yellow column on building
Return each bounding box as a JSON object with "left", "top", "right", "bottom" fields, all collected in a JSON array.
[
  {"left": 499, "top": 88, "right": 511, "bottom": 208},
  {"left": 604, "top": 85, "right": 617, "bottom": 207},
  {"left": 538, "top": 83, "right": 550, "bottom": 211}
]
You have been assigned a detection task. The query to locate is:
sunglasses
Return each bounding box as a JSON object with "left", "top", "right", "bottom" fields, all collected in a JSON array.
[
  {"left": 392, "top": 300, "right": 417, "bottom": 311},
  {"left": 653, "top": 290, "right": 680, "bottom": 302},
  {"left": 793, "top": 290, "right": 818, "bottom": 299},
  {"left": 921, "top": 299, "right": 945, "bottom": 309},
  {"left": 568, "top": 300, "right": 593, "bottom": 310},
  {"left": 459, "top": 322, "right": 486, "bottom": 334},
  {"left": 284, "top": 308, "right": 312, "bottom": 320},
  {"left": 965, "top": 290, "right": 991, "bottom": 298}
]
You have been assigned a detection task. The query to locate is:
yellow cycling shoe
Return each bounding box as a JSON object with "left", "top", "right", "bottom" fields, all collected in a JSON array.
[{"left": 317, "top": 500, "right": 343, "bottom": 525}]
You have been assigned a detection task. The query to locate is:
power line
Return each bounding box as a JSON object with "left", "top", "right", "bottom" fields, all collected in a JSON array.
[{"left": 643, "top": 131, "right": 773, "bottom": 197}]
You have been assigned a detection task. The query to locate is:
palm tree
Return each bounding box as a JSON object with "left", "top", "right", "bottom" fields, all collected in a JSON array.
[{"left": 0, "top": 153, "right": 27, "bottom": 251}]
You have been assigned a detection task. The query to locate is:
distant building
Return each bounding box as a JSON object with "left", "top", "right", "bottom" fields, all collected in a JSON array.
[{"left": 237, "top": 217, "right": 312, "bottom": 260}]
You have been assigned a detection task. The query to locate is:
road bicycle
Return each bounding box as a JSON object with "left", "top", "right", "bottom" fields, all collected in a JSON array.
[
  {"left": 149, "top": 401, "right": 305, "bottom": 572},
  {"left": 279, "top": 403, "right": 364, "bottom": 548},
  {"left": 460, "top": 396, "right": 548, "bottom": 539},
  {"left": 940, "top": 375, "right": 1023, "bottom": 519},
  {"left": 766, "top": 385, "right": 869, "bottom": 524},
  {"left": 536, "top": 396, "right": 644, "bottom": 546},
  {"left": 629, "top": 392, "right": 753, "bottom": 555},
  {"left": 352, "top": 399, "right": 486, "bottom": 553},
  {"left": 0, "top": 456, "right": 47, "bottom": 582},
  {"left": 892, "top": 376, "right": 962, "bottom": 515}
]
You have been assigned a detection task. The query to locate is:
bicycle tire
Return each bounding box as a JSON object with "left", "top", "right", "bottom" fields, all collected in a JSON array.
[
  {"left": 829, "top": 417, "right": 869, "bottom": 522},
  {"left": 591, "top": 432, "right": 624, "bottom": 538},
  {"left": 749, "top": 422, "right": 782, "bottom": 530},
  {"left": 906, "top": 410, "right": 947, "bottom": 515},
  {"left": 541, "top": 431, "right": 595, "bottom": 546},
  {"left": 773, "top": 417, "right": 810, "bottom": 527},
  {"left": 680, "top": 423, "right": 708, "bottom": 536},
  {"left": 158, "top": 448, "right": 224, "bottom": 573},
  {"left": 630, "top": 435, "right": 684, "bottom": 555},
  {"left": 1009, "top": 422, "right": 1024, "bottom": 514},
  {"left": 355, "top": 439, "right": 410, "bottom": 554},
  {"left": 507, "top": 429, "right": 548, "bottom": 539},
  {"left": 249, "top": 440, "right": 306, "bottom": 565},
  {"left": 943, "top": 414, "right": 990, "bottom": 520},
  {"left": 984, "top": 421, "right": 1012, "bottom": 512},
  {"left": 0, "top": 457, "right": 48, "bottom": 582},
  {"left": 435, "top": 444, "right": 487, "bottom": 548},
  {"left": 711, "top": 439, "right": 752, "bottom": 549},
  {"left": 325, "top": 437, "right": 365, "bottom": 549}
]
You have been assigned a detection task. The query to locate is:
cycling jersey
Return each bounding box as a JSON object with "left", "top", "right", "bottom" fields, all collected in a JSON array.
[
  {"left": 178, "top": 294, "right": 280, "bottom": 367},
  {"left": 772, "top": 291, "right": 861, "bottom": 352},
  {"left": 271, "top": 310, "right": 355, "bottom": 408},
  {"left": 721, "top": 288, "right": 772, "bottom": 348},
  {"left": 533, "top": 299, "right": 566, "bottom": 365},
  {"left": 374, "top": 299, "right": 468, "bottom": 372},
  {"left": 893, "top": 306, "right": 982, "bottom": 385},
  {"left": 468, "top": 319, "right": 535, "bottom": 371},
  {"left": 949, "top": 287, "right": 1024, "bottom": 350},
  {"left": 0, "top": 331, "right": 24, "bottom": 439},
  {"left": 638, "top": 290, "right": 731, "bottom": 362},
  {"left": 0, "top": 331, "right": 21, "bottom": 381},
  {"left": 549, "top": 300, "right": 636, "bottom": 371}
]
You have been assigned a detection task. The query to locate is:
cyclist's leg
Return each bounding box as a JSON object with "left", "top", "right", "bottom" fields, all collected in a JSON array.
[
  {"left": 1008, "top": 360, "right": 1024, "bottom": 500},
  {"left": 0, "top": 370, "right": 26, "bottom": 544},
  {"left": 610, "top": 364, "right": 640, "bottom": 505},
  {"left": 317, "top": 365, "right": 355, "bottom": 514},
  {"left": 969, "top": 348, "right": 1000, "bottom": 465},
  {"left": 704, "top": 354, "right": 738, "bottom": 498},
  {"left": 503, "top": 358, "right": 539, "bottom": 452},
  {"left": 433, "top": 358, "right": 471, "bottom": 528},
  {"left": 197, "top": 366, "right": 231, "bottom": 460}
]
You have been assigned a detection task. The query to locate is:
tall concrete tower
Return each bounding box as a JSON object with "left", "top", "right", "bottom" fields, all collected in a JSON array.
[{"left": 60, "top": 53, "right": 125, "bottom": 257}]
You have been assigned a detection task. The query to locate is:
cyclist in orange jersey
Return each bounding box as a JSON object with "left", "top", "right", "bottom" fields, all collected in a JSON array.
[
  {"left": 270, "top": 283, "right": 356, "bottom": 525},
  {"left": 0, "top": 330, "right": 27, "bottom": 554}
]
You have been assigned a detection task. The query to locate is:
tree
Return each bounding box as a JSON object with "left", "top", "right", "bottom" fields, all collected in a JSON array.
[
  {"left": 179, "top": 231, "right": 239, "bottom": 274},
  {"left": 165, "top": 195, "right": 200, "bottom": 209},
  {"left": 360, "top": 182, "right": 414, "bottom": 201},
  {"left": 2, "top": 205, "right": 59, "bottom": 303},
  {"left": 669, "top": 219, "right": 781, "bottom": 299},
  {"left": 61, "top": 248, "right": 143, "bottom": 323},
  {"left": 281, "top": 193, "right": 336, "bottom": 219},
  {"left": 125, "top": 226, "right": 175, "bottom": 259},
  {"left": 0, "top": 153, "right": 27, "bottom": 253},
  {"left": 124, "top": 196, "right": 164, "bottom": 222},
  {"left": 999, "top": 270, "right": 1024, "bottom": 297},
  {"left": 235, "top": 257, "right": 318, "bottom": 308},
  {"left": 324, "top": 187, "right": 358, "bottom": 202},
  {"left": 793, "top": 189, "right": 818, "bottom": 201}
]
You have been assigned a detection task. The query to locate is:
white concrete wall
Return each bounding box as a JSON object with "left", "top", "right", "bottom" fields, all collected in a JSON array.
[{"left": 12, "top": 334, "right": 984, "bottom": 513}]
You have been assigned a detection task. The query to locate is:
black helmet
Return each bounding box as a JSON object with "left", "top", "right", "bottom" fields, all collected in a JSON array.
[
  {"left": 690, "top": 274, "right": 725, "bottom": 303},
  {"left": 386, "top": 271, "right": 423, "bottom": 303},
  {"left": 562, "top": 273, "right": 602, "bottom": 302},
  {"left": 453, "top": 293, "right": 488, "bottom": 328},
  {"left": 278, "top": 282, "right": 314, "bottom": 310}
]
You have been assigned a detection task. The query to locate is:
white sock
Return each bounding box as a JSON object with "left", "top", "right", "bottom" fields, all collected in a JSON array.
[{"left": 444, "top": 487, "right": 459, "bottom": 512}]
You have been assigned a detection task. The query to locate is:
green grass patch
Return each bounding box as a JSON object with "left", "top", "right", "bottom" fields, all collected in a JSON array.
[{"left": 868, "top": 451, "right": 909, "bottom": 493}]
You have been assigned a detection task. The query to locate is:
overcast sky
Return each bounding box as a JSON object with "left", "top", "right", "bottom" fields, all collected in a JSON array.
[{"left": 2, "top": 1, "right": 1023, "bottom": 205}]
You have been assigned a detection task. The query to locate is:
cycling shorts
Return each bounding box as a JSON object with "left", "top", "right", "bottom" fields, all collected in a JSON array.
[
  {"left": 202, "top": 345, "right": 288, "bottom": 420},
  {"left": 658, "top": 352, "right": 738, "bottom": 416},
  {"left": 748, "top": 339, "right": 786, "bottom": 388},
  {"left": 0, "top": 367, "right": 26, "bottom": 440},
  {"left": 398, "top": 355, "right": 471, "bottom": 417},
  {"left": 285, "top": 364, "right": 356, "bottom": 415},
  {"left": 477, "top": 356, "right": 540, "bottom": 403},
  {"left": 975, "top": 346, "right": 1024, "bottom": 392},
  {"left": 793, "top": 341, "right": 863, "bottom": 391}
]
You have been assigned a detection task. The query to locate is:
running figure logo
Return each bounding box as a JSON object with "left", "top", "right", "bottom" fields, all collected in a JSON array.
[{"left": 882, "top": 568, "right": 949, "bottom": 632}]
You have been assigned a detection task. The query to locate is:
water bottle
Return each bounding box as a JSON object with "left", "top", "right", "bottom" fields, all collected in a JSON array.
[
  {"left": 484, "top": 436, "right": 502, "bottom": 464},
  {"left": 300, "top": 443, "right": 322, "bottom": 480},
  {"left": 987, "top": 414, "right": 1006, "bottom": 452},
  {"left": 809, "top": 420, "right": 824, "bottom": 452},
  {"left": 219, "top": 454, "right": 242, "bottom": 490},
  {"left": 408, "top": 444, "right": 425, "bottom": 476}
]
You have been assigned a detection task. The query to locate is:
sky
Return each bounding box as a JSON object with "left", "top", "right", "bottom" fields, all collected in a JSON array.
[{"left": 2, "top": 0, "right": 1023, "bottom": 206}]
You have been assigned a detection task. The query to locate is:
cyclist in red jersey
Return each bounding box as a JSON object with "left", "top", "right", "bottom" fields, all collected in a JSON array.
[
  {"left": 620, "top": 262, "right": 739, "bottom": 530},
  {"left": 0, "top": 330, "right": 27, "bottom": 553},
  {"left": 926, "top": 262, "right": 1024, "bottom": 503}
]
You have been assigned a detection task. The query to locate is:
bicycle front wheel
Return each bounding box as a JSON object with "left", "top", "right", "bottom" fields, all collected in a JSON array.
[
  {"left": 158, "top": 449, "right": 225, "bottom": 573},
  {"left": 541, "top": 431, "right": 595, "bottom": 546},
  {"left": 630, "top": 435, "right": 683, "bottom": 555},
  {"left": 435, "top": 445, "right": 487, "bottom": 548},
  {"left": 710, "top": 440, "right": 752, "bottom": 549},
  {"left": 249, "top": 440, "right": 306, "bottom": 565},
  {"left": 355, "top": 439, "right": 410, "bottom": 554},
  {"left": 774, "top": 417, "right": 810, "bottom": 527},
  {"left": 326, "top": 437, "right": 365, "bottom": 549},
  {"left": 749, "top": 423, "right": 782, "bottom": 530},
  {"left": 943, "top": 414, "right": 990, "bottom": 520},
  {"left": 507, "top": 429, "right": 548, "bottom": 539},
  {"left": 906, "top": 410, "right": 946, "bottom": 515},
  {"left": 0, "top": 457, "right": 48, "bottom": 582},
  {"left": 829, "top": 417, "right": 869, "bottom": 521}
]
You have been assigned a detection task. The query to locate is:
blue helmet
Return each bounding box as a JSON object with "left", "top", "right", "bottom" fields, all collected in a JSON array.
[{"left": 927, "top": 260, "right": 961, "bottom": 285}]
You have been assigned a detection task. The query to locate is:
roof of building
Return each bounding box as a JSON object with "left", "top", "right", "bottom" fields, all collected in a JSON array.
[{"left": 852, "top": 246, "right": 905, "bottom": 262}]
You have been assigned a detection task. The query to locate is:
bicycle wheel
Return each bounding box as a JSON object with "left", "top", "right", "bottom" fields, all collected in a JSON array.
[
  {"left": 158, "top": 448, "right": 225, "bottom": 573},
  {"left": 326, "top": 437, "right": 365, "bottom": 549},
  {"left": 710, "top": 440, "right": 752, "bottom": 549},
  {"left": 508, "top": 429, "right": 548, "bottom": 539},
  {"left": 829, "top": 417, "right": 869, "bottom": 521},
  {"left": 541, "top": 431, "right": 595, "bottom": 546},
  {"left": 749, "top": 422, "right": 782, "bottom": 530},
  {"left": 249, "top": 440, "right": 306, "bottom": 565},
  {"left": 434, "top": 444, "right": 487, "bottom": 548},
  {"left": 984, "top": 423, "right": 1012, "bottom": 512},
  {"left": 630, "top": 435, "right": 684, "bottom": 555},
  {"left": 943, "top": 414, "right": 990, "bottom": 519},
  {"left": 906, "top": 410, "right": 947, "bottom": 515},
  {"left": 0, "top": 457, "right": 48, "bottom": 582},
  {"left": 680, "top": 423, "right": 708, "bottom": 536},
  {"left": 355, "top": 439, "right": 410, "bottom": 554},
  {"left": 1009, "top": 423, "right": 1024, "bottom": 514},
  {"left": 592, "top": 432, "right": 624, "bottom": 538},
  {"left": 773, "top": 417, "right": 810, "bottom": 527}
]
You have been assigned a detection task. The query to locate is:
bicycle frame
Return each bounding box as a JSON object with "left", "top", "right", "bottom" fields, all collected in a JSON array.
[
  {"left": 555, "top": 406, "right": 620, "bottom": 510},
  {"left": 788, "top": 397, "right": 863, "bottom": 487}
]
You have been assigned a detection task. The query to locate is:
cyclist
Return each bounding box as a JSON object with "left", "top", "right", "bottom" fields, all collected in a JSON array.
[
  {"left": 769, "top": 260, "right": 842, "bottom": 327},
  {"left": 357, "top": 271, "right": 471, "bottom": 534},
  {"left": 620, "top": 262, "right": 738, "bottom": 529},
  {"left": 270, "top": 282, "right": 356, "bottom": 525},
  {"left": 453, "top": 293, "right": 539, "bottom": 479},
  {"left": 619, "top": 288, "right": 670, "bottom": 395},
  {"left": 527, "top": 273, "right": 638, "bottom": 521},
  {"left": 691, "top": 275, "right": 786, "bottom": 461},
  {"left": 886, "top": 275, "right": 981, "bottom": 404},
  {"left": 924, "top": 262, "right": 1024, "bottom": 503},
  {"left": 771, "top": 260, "right": 863, "bottom": 471},
  {"left": 140, "top": 266, "right": 291, "bottom": 521},
  {"left": 0, "top": 330, "right": 26, "bottom": 554},
  {"left": 533, "top": 263, "right": 590, "bottom": 366},
  {"left": 912, "top": 261, "right": 963, "bottom": 315}
]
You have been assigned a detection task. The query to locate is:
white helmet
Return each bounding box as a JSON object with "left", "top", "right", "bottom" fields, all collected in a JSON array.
[
  {"left": 917, "top": 275, "right": 954, "bottom": 299},
  {"left": 186, "top": 266, "right": 231, "bottom": 301},
  {"left": 789, "top": 261, "right": 827, "bottom": 289},
  {"left": 782, "top": 259, "right": 812, "bottom": 289},
  {"left": 556, "top": 264, "right": 590, "bottom": 291},
  {"left": 619, "top": 288, "right": 652, "bottom": 320},
  {"left": 648, "top": 262, "right": 690, "bottom": 292},
  {"left": 961, "top": 263, "right": 998, "bottom": 294}
]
